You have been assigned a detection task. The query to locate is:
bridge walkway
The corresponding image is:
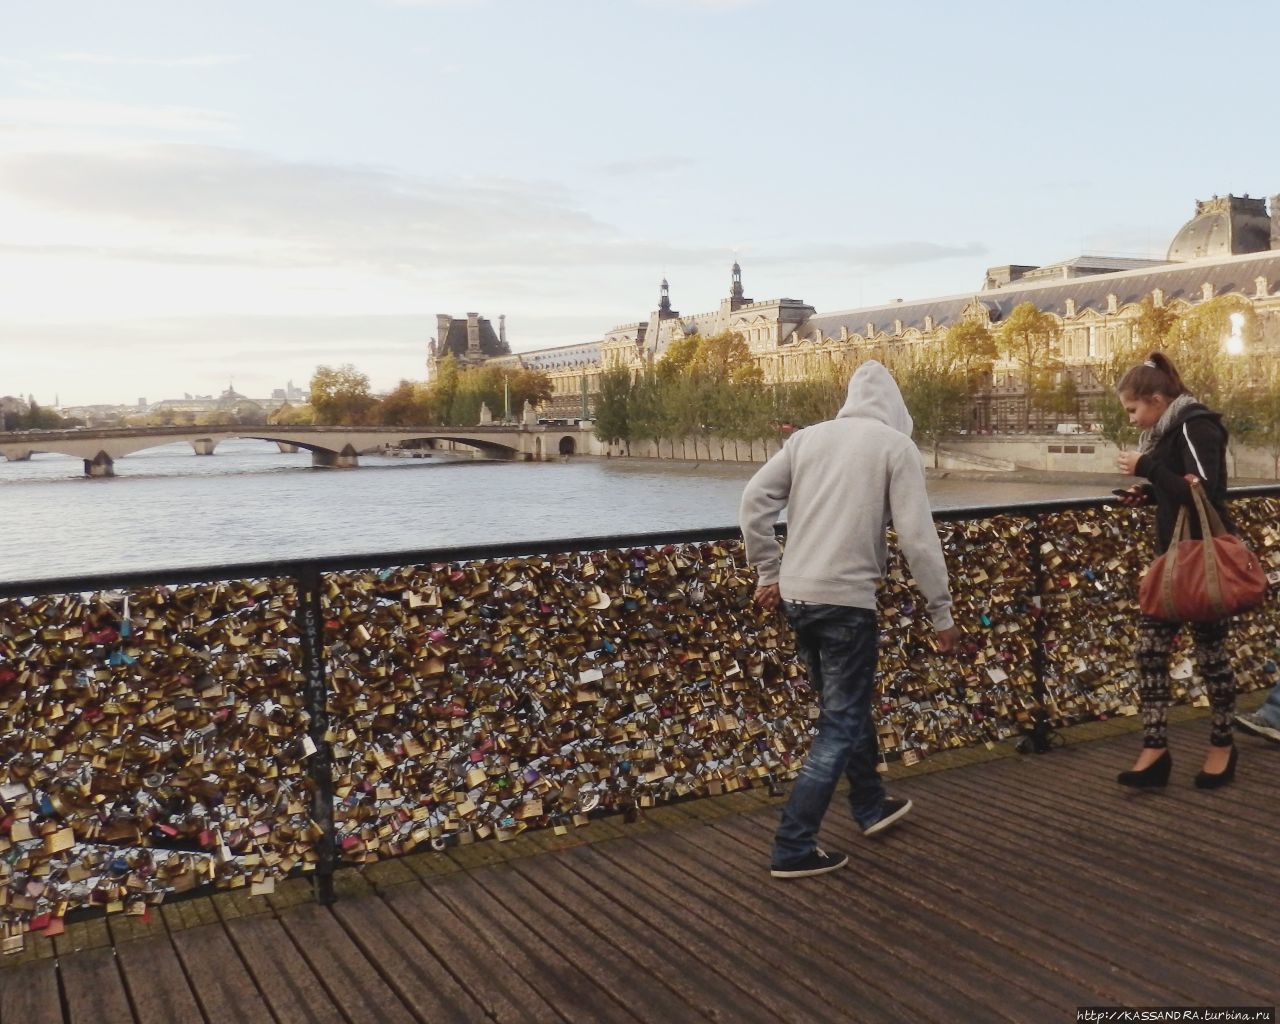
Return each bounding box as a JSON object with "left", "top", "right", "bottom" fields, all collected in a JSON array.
[{"left": 2, "top": 713, "right": 1276, "bottom": 1022}]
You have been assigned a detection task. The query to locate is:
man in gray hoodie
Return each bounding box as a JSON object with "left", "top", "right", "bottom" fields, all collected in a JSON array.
[{"left": 740, "top": 360, "right": 959, "bottom": 878}]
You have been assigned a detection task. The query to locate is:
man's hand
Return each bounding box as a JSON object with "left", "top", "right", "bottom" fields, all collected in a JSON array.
[
  {"left": 753, "top": 582, "right": 780, "bottom": 612},
  {"left": 934, "top": 626, "right": 961, "bottom": 653}
]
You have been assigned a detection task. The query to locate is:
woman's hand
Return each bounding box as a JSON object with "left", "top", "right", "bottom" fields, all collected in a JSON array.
[{"left": 1115, "top": 449, "right": 1142, "bottom": 475}]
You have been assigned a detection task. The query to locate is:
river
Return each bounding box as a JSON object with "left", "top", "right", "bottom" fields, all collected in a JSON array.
[{"left": 0, "top": 438, "right": 1118, "bottom": 583}]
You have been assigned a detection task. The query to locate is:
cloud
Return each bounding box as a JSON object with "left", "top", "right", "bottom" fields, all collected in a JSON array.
[
  {"left": 0, "top": 143, "right": 728, "bottom": 273},
  {"left": 0, "top": 98, "right": 234, "bottom": 132},
  {"left": 636, "top": 0, "right": 762, "bottom": 8},
  {"left": 53, "top": 52, "right": 248, "bottom": 68},
  {"left": 764, "top": 240, "right": 989, "bottom": 270},
  {"left": 596, "top": 155, "right": 696, "bottom": 177}
]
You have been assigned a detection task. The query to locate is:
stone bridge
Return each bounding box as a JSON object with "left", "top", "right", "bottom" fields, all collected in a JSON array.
[{"left": 0, "top": 423, "right": 597, "bottom": 476}]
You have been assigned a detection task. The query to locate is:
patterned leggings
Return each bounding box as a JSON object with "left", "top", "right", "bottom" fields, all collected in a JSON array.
[{"left": 1136, "top": 615, "right": 1236, "bottom": 748}]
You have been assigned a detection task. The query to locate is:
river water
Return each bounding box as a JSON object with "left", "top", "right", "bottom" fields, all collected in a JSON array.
[{"left": 0, "top": 438, "right": 1115, "bottom": 583}]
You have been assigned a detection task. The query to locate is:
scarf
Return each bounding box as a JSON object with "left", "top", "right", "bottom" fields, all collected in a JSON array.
[{"left": 1138, "top": 393, "right": 1198, "bottom": 454}]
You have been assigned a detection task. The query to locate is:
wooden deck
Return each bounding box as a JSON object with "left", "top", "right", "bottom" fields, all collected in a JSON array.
[{"left": 3, "top": 716, "right": 1277, "bottom": 1023}]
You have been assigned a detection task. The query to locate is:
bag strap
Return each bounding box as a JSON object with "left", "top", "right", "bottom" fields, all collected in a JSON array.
[
  {"left": 1189, "top": 480, "right": 1228, "bottom": 619},
  {"left": 1182, "top": 423, "right": 1207, "bottom": 478},
  {"left": 1159, "top": 516, "right": 1182, "bottom": 619}
]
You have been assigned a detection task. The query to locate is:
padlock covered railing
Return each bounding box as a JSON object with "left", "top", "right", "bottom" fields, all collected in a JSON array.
[{"left": 2, "top": 486, "right": 1279, "bottom": 949}]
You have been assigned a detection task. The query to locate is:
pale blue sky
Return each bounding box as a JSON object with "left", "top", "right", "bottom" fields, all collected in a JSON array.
[{"left": 3, "top": 0, "right": 1277, "bottom": 405}]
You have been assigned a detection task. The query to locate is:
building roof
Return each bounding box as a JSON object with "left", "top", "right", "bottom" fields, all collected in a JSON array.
[
  {"left": 806, "top": 249, "right": 1280, "bottom": 340},
  {"left": 1167, "top": 195, "right": 1271, "bottom": 262},
  {"left": 438, "top": 317, "right": 509, "bottom": 359},
  {"left": 512, "top": 341, "right": 603, "bottom": 370}
]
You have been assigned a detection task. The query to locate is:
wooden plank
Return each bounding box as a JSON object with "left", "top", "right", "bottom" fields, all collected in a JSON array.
[
  {"left": 332, "top": 894, "right": 490, "bottom": 1024},
  {"left": 936, "top": 752, "right": 1280, "bottom": 930},
  {"left": 225, "top": 914, "right": 346, "bottom": 1024},
  {"left": 597, "top": 834, "right": 904, "bottom": 1023},
  {"left": 0, "top": 957, "right": 64, "bottom": 1024},
  {"left": 55, "top": 915, "right": 112, "bottom": 956},
  {"left": 512, "top": 854, "right": 758, "bottom": 1024},
  {"left": 927, "top": 760, "right": 1280, "bottom": 972},
  {"left": 927, "top": 760, "right": 1280, "bottom": 945},
  {"left": 382, "top": 879, "right": 561, "bottom": 1024},
  {"left": 558, "top": 843, "right": 834, "bottom": 1024},
  {"left": 60, "top": 946, "right": 134, "bottom": 1024},
  {"left": 424, "top": 871, "right": 639, "bottom": 1024},
  {"left": 160, "top": 896, "right": 221, "bottom": 933},
  {"left": 912, "top": 774, "right": 1278, "bottom": 1003},
  {"left": 468, "top": 860, "right": 699, "bottom": 1024},
  {"left": 170, "top": 922, "right": 275, "bottom": 1024},
  {"left": 276, "top": 902, "right": 417, "bottom": 1024},
  {"left": 115, "top": 935, "right": 204, "bottom": 1024},
  {"left": 878, "top": 786, "right": 1255, "bottom": 1004},
  {"left": 641, "top": 821, "right": 1051, "bottom": 1023},
  {"left": 726, "top": 810, "right": 1120, "bottom": 1008},
  {"left": 818, "top": 808, "right": 1185, "bottom": 1004},
  {"left": 707, "top": 812, "right": 1079, "bottom": 1017}
]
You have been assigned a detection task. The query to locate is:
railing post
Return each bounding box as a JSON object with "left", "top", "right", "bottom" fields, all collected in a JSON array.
[
  {"left": 295, "top": 564, "right": 337, "bottom": 905},
  {"left": 1028, "top": 515, "right": 1047, "bottom": 701}
]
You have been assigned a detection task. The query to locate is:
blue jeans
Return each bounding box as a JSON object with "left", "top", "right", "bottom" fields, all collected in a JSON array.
[
  {"left": 1257, "top": 680, "right": 1280, "bottom": 728},
  {"left": 772, "top": 601, "right": 886, "bottom": 865}
]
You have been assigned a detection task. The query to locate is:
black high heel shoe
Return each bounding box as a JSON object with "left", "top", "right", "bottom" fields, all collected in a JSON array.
[
  {"left": 1194, "top": 745, "right": 1237, "bottom": 790},
  {"left": 1117, "top": 749, "right": 1172, "bottom": 788}
]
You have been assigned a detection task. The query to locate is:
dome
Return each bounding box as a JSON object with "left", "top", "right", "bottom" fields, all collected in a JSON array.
[{"left": 1167, "top": 195, "right": 1270, "bottom": 262}]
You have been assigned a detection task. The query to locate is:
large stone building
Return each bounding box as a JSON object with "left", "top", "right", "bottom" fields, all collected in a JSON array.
[{"left": 441, "top": 194, "right": 1280, "bottom": 424}]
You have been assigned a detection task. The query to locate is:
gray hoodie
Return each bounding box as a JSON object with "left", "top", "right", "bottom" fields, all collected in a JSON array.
[{"left": 738, "top": 360, "right": 954, "bottom": 630}]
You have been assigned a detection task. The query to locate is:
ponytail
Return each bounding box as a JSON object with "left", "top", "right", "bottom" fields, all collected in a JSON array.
[{"left": 1117, "top": 351, "right": 1187, "bottom": 400}]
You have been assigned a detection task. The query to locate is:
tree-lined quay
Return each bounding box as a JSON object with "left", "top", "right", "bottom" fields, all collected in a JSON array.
[{"left": 1, "top": 491, "right": 1277, "bottom": 950}]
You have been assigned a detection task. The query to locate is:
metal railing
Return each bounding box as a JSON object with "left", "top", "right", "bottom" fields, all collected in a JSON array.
[{"left": 2, "top": 487, "right": 1278, "bottom": 951}]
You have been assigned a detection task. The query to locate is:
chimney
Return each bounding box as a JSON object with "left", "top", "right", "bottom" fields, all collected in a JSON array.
[
  {"left": 466, "top": 313, "right": 481, "bottom": 355},
  {"left": 499, "top": 314, "right": 507, "bottom": 349},
  {"left": 1272, "top": 194, "right": 1280, "bottom": 250},
  {"left": 436, "top": 314, "right": 452, "bottom": 351}
]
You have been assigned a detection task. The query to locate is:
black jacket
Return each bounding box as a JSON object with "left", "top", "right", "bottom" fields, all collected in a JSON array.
[{"left": 1134, "top": 403, "right": 1233, "bottom": 553}]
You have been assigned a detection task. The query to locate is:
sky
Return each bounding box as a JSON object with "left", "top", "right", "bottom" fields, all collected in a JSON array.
[{"left": 2, "top": 0, "right": 1277, "bottom": 407}]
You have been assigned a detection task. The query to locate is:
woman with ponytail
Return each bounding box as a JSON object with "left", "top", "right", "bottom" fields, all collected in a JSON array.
[{"left": 1112, "top": 351, "right": 1240, "bottom": 789}]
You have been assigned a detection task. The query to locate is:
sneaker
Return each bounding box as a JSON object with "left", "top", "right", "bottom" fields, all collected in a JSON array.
[
  {"left": 769, "top": 847, "right": 848, "bottom": 879},
  {"left": 862, "top": 796, "right": 913, "bottom": 837},
  {"left": 1235, "top": 711, "right": 1280, "bottom": 744}
]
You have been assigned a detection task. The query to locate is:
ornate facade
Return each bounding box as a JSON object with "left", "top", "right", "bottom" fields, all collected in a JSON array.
[{"left": 446, "top": 194, "right": 1280, "bottom": 424}]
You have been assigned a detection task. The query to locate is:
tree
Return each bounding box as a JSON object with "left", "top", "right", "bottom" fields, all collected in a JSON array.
[
  {"left": 593, "top": 367, "right": 633, "bottom": 450},
  {"left": 942, "top": 319, "right": 997, "bottom": 383},
  {"left": 310, "top": 364, "right": 376, "bottom": 424},
  {"left": 432, "top": 354, "right": 461, "bottom": 424},
  {"left": 940, "top": 318, "right": 996, "bottom": 430},
  {"left": 1248, "top": 365, "right": 1280, "bottom": 479},
  {"left": 996, "top": 303, "right": 1062, "bottom": 431},
  {"left": 629, "top": 366, "right": 669, "bottom": 456},
  {"left": 1132, "top": 295, "right": 1177, "bottom": 350},
  {"left": 270, "top": 402, "right": 316, "bottom": 425},
  {"left": 376, "top": 380, "right": 436, "bottom": 426},
  {"left": 898, "top": 350, "right": 968, "bottom": 466},
  {"left": 506, "top": 368, "right": 552, "bottom": 418}
]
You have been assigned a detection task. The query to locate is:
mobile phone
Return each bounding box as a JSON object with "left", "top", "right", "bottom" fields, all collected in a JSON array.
[{"left": 1111, "top": 488, "right": 1131, "bottom": 497}]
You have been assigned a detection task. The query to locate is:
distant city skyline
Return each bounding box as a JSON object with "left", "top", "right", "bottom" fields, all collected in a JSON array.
[{"left": 3, "top": 0, "right": 1278, "bottom": 406}]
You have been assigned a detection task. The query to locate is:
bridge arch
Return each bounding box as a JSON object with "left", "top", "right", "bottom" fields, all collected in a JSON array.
[{"left": 558, "top": 436, "right": 576, "bottom": 456}]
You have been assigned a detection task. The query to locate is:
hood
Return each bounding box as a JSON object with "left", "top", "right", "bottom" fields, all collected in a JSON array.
[{"left": 836, "top": 360, "right": 913, "bottom": 436}]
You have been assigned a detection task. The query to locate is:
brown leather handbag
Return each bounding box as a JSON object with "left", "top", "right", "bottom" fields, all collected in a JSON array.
[{"left": 1138, "top": 478, "right": 1268, "bottom": 622}]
